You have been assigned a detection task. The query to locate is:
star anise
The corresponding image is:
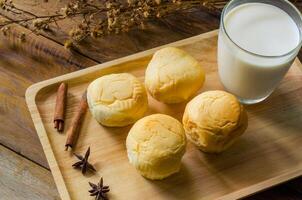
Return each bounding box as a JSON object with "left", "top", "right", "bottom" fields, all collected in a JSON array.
[
  {"left": 72, "top": 147, "right": 96, "bottom": 174},
  {"left": 89, "top": 177, "right": 110, "bottom": 200}
]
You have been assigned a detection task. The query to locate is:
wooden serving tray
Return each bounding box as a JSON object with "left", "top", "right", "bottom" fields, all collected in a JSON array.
[{"left": 26, "top": 30, "right": 302, "bottom": 200}]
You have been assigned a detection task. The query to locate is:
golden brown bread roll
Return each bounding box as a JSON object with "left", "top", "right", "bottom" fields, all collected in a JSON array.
[
  {"left": 183, "top": 90, "right": 248, "bottom": 153},
  {"left": 126, "top": 114, "right": 187, "bottom": 180},
  {"left": 87, "top": 73, "right": 148, "bottom": 127},
  {"left": 145, "top": 47, "right": 205, "bottom": 104}
]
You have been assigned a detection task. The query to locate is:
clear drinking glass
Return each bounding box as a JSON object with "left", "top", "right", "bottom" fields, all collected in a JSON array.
[{"left": 218, "top": 0, "right": 302, "bottom": 104}]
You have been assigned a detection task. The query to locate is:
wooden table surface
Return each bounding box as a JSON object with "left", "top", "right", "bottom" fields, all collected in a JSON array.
[{"left": 0, "top": 1, "right": 302, "bottom": 199}]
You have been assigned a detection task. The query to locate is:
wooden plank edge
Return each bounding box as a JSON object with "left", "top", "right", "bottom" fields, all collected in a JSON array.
[
  {"left": 25, "top": 29, "right": 302, "bottom": 200},
  {"left": 295, "top": 58, "right": 302, "bottom": 70},
  {"left": 218, "top": 167, "right": 302, "bottom": 200},
  {"left": 25, "top": 87, "right": 71, "bottom": 200},
  {"left": 0, "top": 144, "right": 59, "bottom": 200}
]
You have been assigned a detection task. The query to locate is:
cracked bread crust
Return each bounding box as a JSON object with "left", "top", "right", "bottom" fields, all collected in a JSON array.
[
  {"left": 145, "top": 47, "right": 205, "bottom": 104},
  {"left": 126, "top": 114, "right": 186, "bottom": 180},
  {"left": 87, "top": 73, "right": 148, "bottom": 127},
  {"left": 183, "top": 90, "right": 248, "bottom": 153}
]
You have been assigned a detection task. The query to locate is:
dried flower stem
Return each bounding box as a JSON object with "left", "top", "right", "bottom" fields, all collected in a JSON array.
[
  {"left": 0, "top": 0, "right": 225, "bottom": 45},
  {"left": 0, "top": 0, "right": 301, "bottom": 49}
]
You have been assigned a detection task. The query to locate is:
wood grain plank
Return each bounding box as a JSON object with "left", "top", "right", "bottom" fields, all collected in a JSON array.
[
  {"left": 0, "top": 0, "right": 219, "bottom": 63},
  {"left": 245, "top": 181, "right": 302, "bottom": 200},
  {"left": 0, "top": 19, "right": 97, "bottom": 167},
  {"left": 0, "top": 145, "right": 59, "bottom": 200}
]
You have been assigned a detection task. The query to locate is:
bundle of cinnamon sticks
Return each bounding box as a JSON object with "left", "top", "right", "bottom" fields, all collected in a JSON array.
[{"left": 53, "top": 82, "right": 87, "bottom": 151}]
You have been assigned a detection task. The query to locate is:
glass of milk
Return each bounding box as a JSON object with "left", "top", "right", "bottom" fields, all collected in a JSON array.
[{"left": 218, "top": 0, "right": 302, "bottom": 104}]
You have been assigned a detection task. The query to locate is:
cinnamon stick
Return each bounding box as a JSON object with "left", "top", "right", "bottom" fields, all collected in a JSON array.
[
  {"left": 65, "top": 91, "right": 88, "bottom": 151},
  {"left": 54, "top": 83, "right": 67, "bottom": 132}
]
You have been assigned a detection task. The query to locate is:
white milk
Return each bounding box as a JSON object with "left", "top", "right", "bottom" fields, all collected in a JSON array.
[{"left": 218, "top": 2, "right": 300, "bottom": 103}]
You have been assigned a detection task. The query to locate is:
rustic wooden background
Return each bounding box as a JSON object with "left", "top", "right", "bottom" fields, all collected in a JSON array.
[{"left": 0, "top": 1, "right": 302, "bottom": 199}]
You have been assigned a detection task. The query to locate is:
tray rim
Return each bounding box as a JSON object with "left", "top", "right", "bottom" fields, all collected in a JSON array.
[{"left": 25, "top": 29, "right": 302, "bottom": 200}]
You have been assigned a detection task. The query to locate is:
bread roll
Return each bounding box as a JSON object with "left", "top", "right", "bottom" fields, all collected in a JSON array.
[
  {"left": 126, "top": 114, "right": 187, "bottom": 180},
  {"left": 183, "top": 90, "right": 248, "bottom": 153},
  {"left": 145, "top": 47, "right": 205, "bottom": 104},
  {"left": 87, "top": 73, "right": 148, "bottom": 127}
]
